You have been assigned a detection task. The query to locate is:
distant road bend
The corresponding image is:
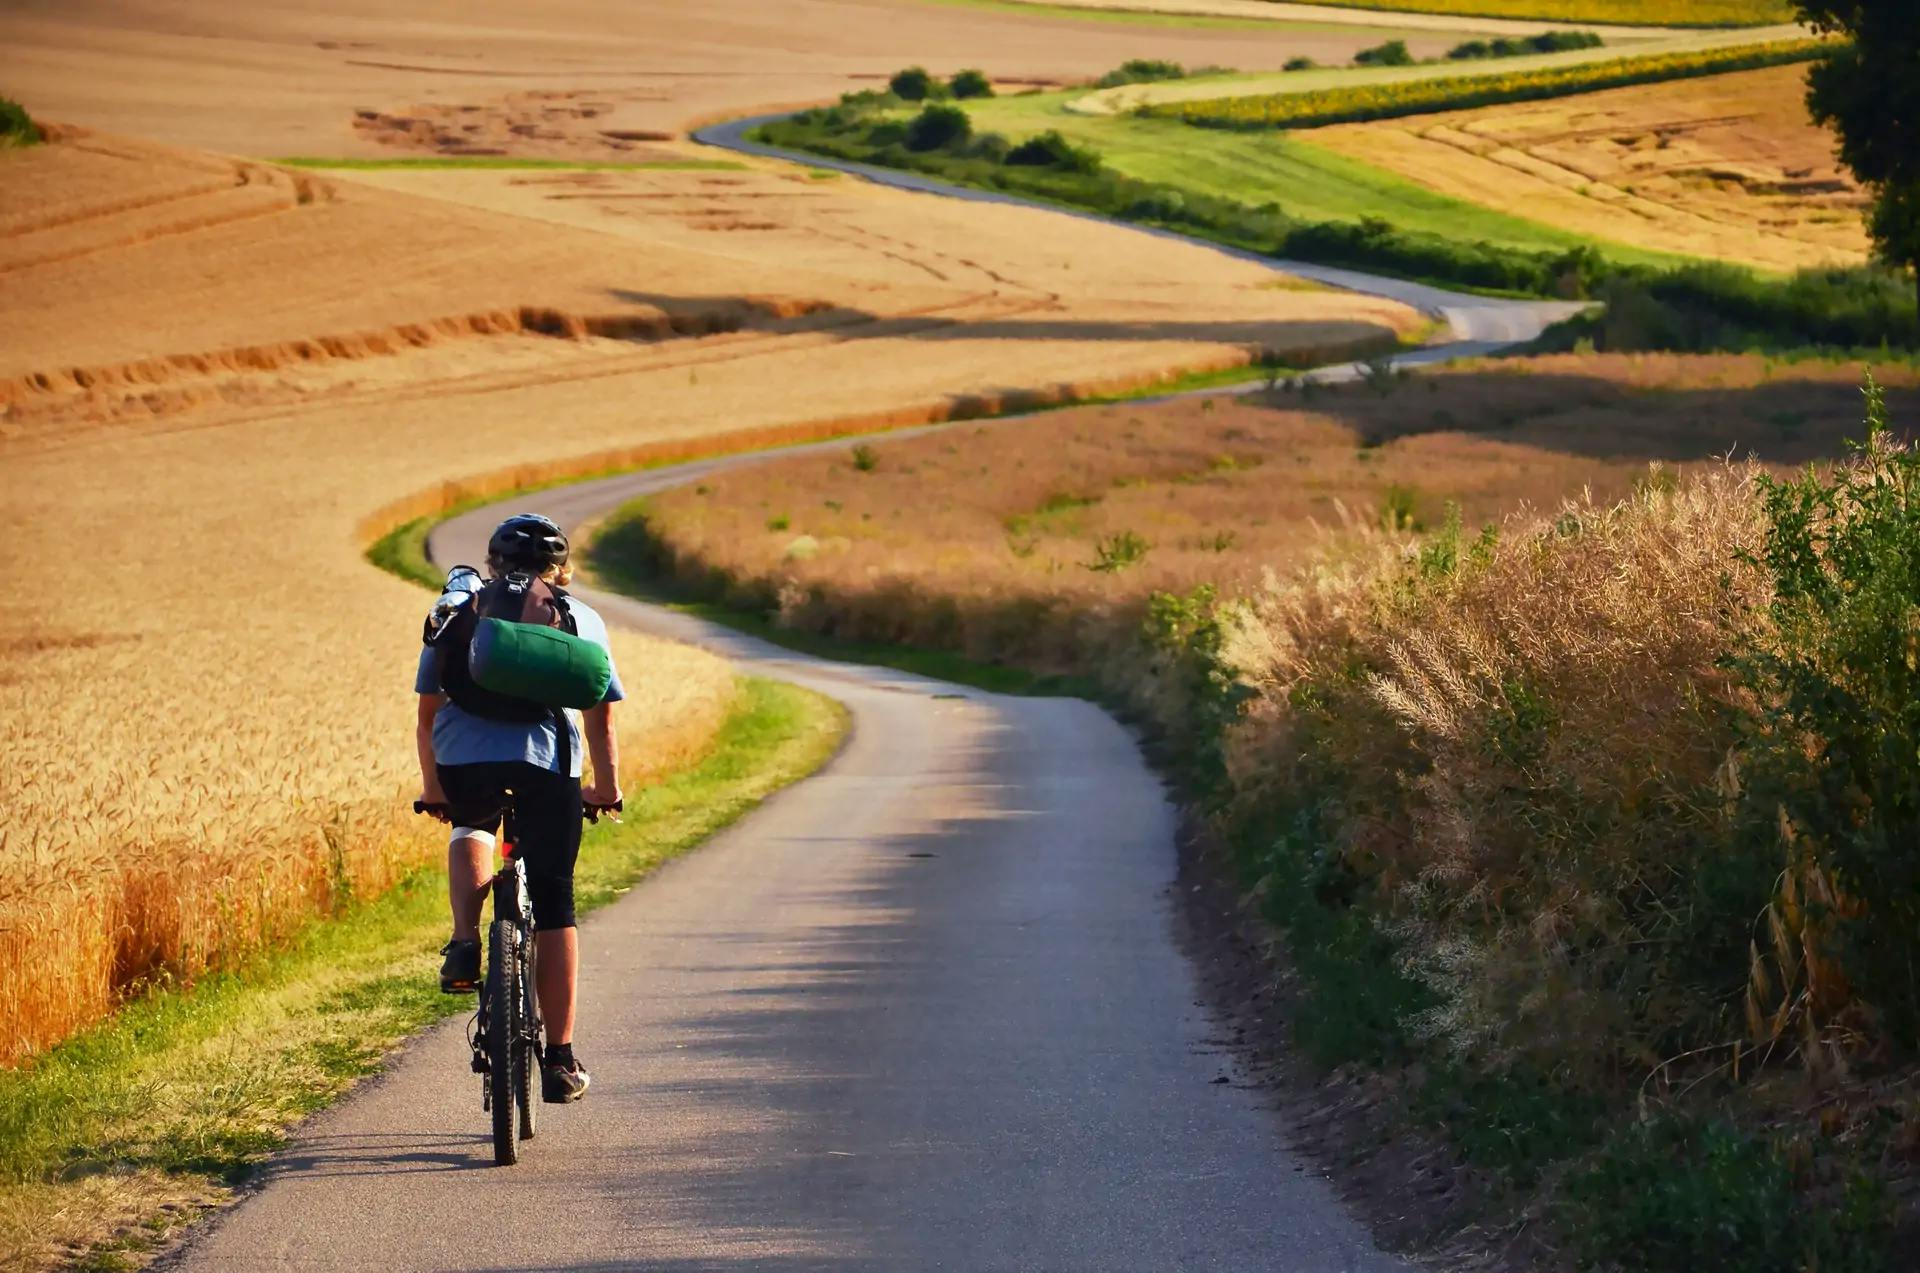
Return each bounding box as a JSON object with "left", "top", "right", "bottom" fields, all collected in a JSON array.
[{"left": 169, "top": 126, "right": 1582, "bottom": 1273}]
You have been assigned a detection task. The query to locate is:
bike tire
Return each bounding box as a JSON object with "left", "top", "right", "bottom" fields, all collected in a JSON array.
[
  {"left": 516, "top": 936, "right": 539, "bottom": 1142},
  {"left": 486, "top": 919, "right": 519, "bottom": 1166}
]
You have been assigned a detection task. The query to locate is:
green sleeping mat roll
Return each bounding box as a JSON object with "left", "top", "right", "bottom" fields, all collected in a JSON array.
[{"left": 468, "top": 617, "right": 613, "bottom": 710}]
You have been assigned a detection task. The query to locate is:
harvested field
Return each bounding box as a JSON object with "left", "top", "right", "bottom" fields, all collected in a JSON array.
[
  {"left": 0, "top": 121, "right": 1417, "bottom": 1067},
  {"left": 0, "top": 0, "right": 1539, "bottom": 160},
  {"left": 617, "top": 353, "right": 1920, "bottom": 671},
  {"left": 1313, "top": 63, "right": 1867, "bottom": 271}
]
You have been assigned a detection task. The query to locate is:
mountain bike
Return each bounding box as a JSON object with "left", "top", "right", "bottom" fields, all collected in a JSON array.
[{"left": 414, "top": 796, "right": 621, "bottom": 1166}]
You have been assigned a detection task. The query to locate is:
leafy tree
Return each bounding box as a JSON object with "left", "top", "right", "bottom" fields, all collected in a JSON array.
[
  {"left": 1798, "top": 3, "right": 1920, "bottom": 310},
  {"left": 888, "top": 66, "right": 934, "bottom": 101},
  {"left": 949, "top": 68, "right": 993, "bottom": 99},
  {"left": 904, "top": 104, "right": 970, "bottom": 152}
]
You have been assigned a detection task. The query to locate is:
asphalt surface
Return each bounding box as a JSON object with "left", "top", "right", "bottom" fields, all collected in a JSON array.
[{"left": 168, "top": 134, "right": 1582, "bottom": 1273}]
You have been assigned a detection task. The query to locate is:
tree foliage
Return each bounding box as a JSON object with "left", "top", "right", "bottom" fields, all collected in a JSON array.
[{"left": 1798, "top": 4, "right": 1920, "bottom": 300}]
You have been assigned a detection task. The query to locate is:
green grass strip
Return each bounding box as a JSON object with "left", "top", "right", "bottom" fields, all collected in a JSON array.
[
  {"left": 273, "top": 156, "right": 744, "bottom": 171},
  {"left": 1146, "top": 37, "right": 1826, "bottom": 129}
]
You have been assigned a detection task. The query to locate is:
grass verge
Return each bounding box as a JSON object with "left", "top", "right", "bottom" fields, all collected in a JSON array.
[
  {"left": 1247, "top": 0, "right": 1792, "bottom": 26},
  {"left": 272, "top": 156, "right": 744, "bottom": 172}
]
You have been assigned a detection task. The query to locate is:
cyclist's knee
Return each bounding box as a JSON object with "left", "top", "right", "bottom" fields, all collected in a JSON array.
[{"left": 527, "top": 872, "right": 576, "bottom": 929}]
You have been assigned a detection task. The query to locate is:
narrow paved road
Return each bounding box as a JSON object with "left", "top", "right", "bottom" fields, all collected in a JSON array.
[{"left": 166, "top": 136, "right": 1582, "bottom": 1273}]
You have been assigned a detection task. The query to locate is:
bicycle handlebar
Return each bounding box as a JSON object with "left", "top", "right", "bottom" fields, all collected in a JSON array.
[{"left": 412, "top": 798, "right": 622, "bottom": 822}]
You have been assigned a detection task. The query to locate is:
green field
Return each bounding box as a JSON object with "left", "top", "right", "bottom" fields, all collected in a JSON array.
[{"left": 917, "top": 89, "right": 1693, "bottom": 268}]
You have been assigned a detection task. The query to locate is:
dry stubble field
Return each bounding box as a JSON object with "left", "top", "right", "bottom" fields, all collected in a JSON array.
[
  {"left": 624, "top": 353, "right": 1920, "bottom": 670},
  {"left": 1312, "top": 62, "right": 1867, "bottom": 271},
  {"left": 0, "top": 107, "right": 1416, "bottom": 1067}
]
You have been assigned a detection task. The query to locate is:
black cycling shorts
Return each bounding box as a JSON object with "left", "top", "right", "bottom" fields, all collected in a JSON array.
[{"left": 437, "top": 760, "right": 583, "bottom": 930}]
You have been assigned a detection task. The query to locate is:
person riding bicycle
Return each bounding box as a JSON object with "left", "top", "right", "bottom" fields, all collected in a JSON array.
[{"left": 414, "top": 513, "right": 623, "bottom": 1104}]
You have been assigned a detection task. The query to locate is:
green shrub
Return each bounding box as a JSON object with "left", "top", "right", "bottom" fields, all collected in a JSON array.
[
  {"left": 1353, "top": 39, "right": 1413, "bottom": 67},
  {"left": 0, "top": 97, "right": 41, "bottom": 147},
  {"left": 1283, "top": 56, "right": 1318, "bottom": 72},
  {"left": 1736, "top": 380, "right": 1920, "bottom": 1046},
  {"left": 905, "top": 104, "right": 971, "bottom": 152},
  {"left": 1004, "top": 130, "right": 1102, "bottom": 173},
  {"left": 1573, "top": 1118, "right": 1892, "bottom": 1272},
  {"left": 1095, "top": 58, "right": 1186, "bottom": 89},
  {"left": 950, "top": 68, "right": 994, "bottom": 99},
  {"left": 850, "top": 444, "right": 880, "bottom": 472},
  {"left": 1087, "top": 530, "right": 1149, "bottom": 573},
  {"left": 1449, "top": 31, "right": 1604, "bottom": 60},
  {"left": 964, "top": 131, "right": 1012, "bottom": 162},
  {"left": 888, "top": 66, "right": 934, "bottom": 101}
]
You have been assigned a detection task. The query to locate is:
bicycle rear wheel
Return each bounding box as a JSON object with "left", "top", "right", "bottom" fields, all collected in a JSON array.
[
  {"left": 485, "top": 919, "right": 519, "bottom": 1166},
  {"left": 516, "top": 935, "right": 539, "bottom": 1141}
]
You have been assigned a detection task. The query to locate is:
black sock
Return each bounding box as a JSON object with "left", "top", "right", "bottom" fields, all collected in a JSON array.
[{"left": 546, "top": 1042, "right": 575, "bottom": 1070}]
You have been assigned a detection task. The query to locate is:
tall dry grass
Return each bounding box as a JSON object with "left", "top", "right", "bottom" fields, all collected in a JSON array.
[{"left": 1221, "top": 470, "right": 1771, "bottom": 1077}]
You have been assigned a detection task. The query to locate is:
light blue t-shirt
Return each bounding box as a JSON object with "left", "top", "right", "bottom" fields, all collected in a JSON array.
[{"left": 414, "top": 596, "right": 625, "bottom": 778}]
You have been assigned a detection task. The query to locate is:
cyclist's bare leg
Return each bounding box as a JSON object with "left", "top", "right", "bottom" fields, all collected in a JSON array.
[
  {"left": 535, "top": 927, "right": 578, "bottom": 1045},
  {"left": 448, "top": 832, "right": 491, "bottom": 940}
]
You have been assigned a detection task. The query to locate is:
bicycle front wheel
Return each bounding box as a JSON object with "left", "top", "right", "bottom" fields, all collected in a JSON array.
[{"left": 485, "top": 919, "right": 519, "bottom": 1166}]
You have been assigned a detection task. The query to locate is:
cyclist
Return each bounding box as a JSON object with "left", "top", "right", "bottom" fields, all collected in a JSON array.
[{"left": 414, "top": 513, "right": 623, "bottom": 1103}]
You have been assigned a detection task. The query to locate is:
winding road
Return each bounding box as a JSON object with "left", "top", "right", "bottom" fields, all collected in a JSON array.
[{"left": 167, "top": 130, "right": 1583, "bottom": 1273}]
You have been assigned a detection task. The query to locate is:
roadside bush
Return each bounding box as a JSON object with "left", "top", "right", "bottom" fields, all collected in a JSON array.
[
  {"left": 1449, "top": 31, "right": 1604, "bottom": 60},
  {"left": 905, "top": 104, "right": 971, "bottom": 152},
  {"left": 889, "top": 66, "right": 935, "bottom": 101},
  {"left": 1283, "top": 56, "right": 1318, "bottom": 72},
  {"left": 1095, "top": 58, "right": 1186, "bottom": 89},
  {"left": 1735, "top": 384, "right": 1920, "bottom": 1052},
  {"left": 0, "top": 97, "right": 40, "bottom": 147},
  {"left": 964, "top": 131, "right": 1012, "bottom": 162},
  {"left": 1004, "top": 130, "right": 1102, "bottom": 174},
  {"left": 1573, "top": 1118, "right": 1892, "bottom": 1272},
  {"left": 1353, "top": 39, "right": 1413, "bottom": 68},
  {"left": 950, "top": 68, "right": 994, "bottom": 99}
]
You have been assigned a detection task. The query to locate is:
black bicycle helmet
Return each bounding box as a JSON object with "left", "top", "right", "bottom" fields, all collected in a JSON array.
[{"left": 487, "top": 513, "right": 570, "bottom": 572}]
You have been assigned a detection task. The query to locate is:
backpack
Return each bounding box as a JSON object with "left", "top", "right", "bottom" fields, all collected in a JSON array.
[{"left": 424, "top": 569, "right": 611, "bottom": 724}]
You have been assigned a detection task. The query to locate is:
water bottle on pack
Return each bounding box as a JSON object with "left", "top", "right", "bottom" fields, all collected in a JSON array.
[{"left": 427, "top": 564, "right": 484, "bottom": 642}]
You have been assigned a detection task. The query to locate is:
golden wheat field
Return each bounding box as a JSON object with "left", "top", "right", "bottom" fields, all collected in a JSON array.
[
  {"left": 1312, "top": 63, "right": 1867, "bottom": 272},
  {"left": 0, "top": 109, "right": 1418, "bottom": 1065},
  {"left": 622, "top": 353, "right": 1920, "bottom": 671}
]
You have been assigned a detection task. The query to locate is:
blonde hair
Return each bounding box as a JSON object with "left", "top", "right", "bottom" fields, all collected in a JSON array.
[{"left": 487, "top": 557, "right": 575, "bottom": 588}]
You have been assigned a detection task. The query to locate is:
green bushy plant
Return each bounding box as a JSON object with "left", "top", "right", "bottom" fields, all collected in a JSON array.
[
  {"left": 949, "top": 68, "right": 993, "bottom": 99},
  {"left": 1736, "top": 376, "right": 1920, "bottom": 1046},
  {"left": 888, "top": 66, "right": 935, "bottom": 101},
  {"left": 1573, "top": 1118, "right": 1892, "bottom": 1272},
  {"left": 0, "top": 97, "right": 40, "bottom": 147},
  {"left": 905, "top": 104, "right": 971, "bottom": 152},
  {"left": 1004, "top": 130, "right": 1102, "bottom": 174},
  {"left": 1095, "top": 58, "right": 1186, "bottom": 89},
  {"left": 1354, "top": 39, "right": 1413, "bottom": 68}
]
